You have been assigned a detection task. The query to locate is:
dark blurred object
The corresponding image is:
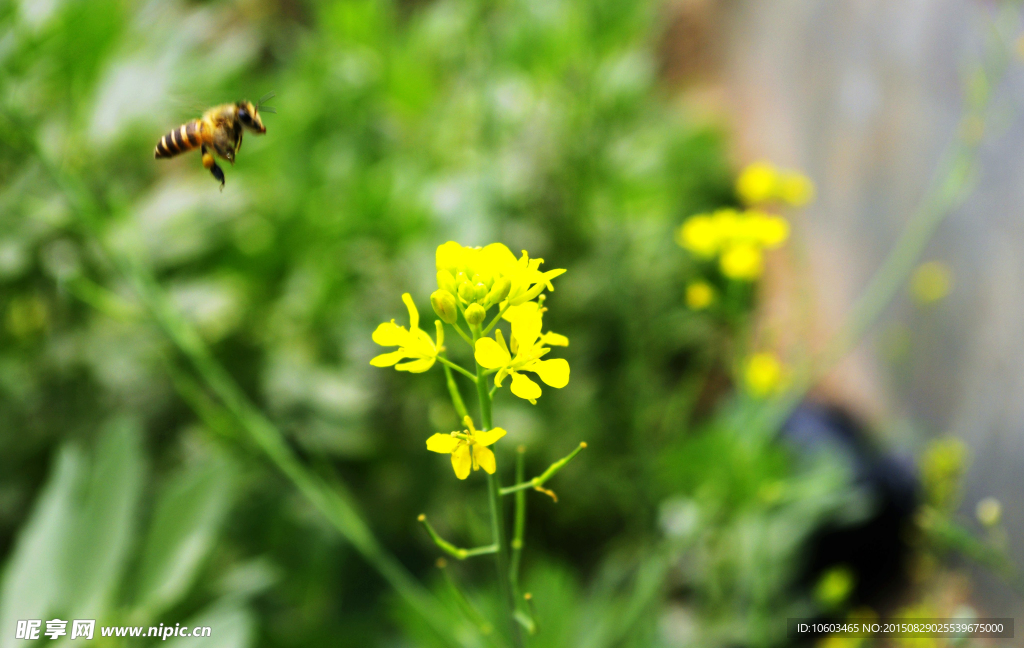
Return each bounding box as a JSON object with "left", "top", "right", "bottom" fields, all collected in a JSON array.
[{"left": 782, "top": 403, "right": 919, "bottom": 610}]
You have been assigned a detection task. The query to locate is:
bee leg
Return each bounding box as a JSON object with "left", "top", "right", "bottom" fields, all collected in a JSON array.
[{"left": 202, "top": 146, "right": 225, "bottom": 189}]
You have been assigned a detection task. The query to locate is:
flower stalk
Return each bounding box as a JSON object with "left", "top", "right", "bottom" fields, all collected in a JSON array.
[{"left": 373, "top": 241, "right": 578, "bottom": 645}]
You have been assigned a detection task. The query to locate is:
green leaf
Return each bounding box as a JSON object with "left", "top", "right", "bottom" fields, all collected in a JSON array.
[
  {"left": 61, "top": 417, "right": 145, "bottom": 620},
  {"left": 0, "top": 447, "right": 84, "bottom": 648},
  {"left": 131, "top": 453, "right": 235, "bottom": 619}
]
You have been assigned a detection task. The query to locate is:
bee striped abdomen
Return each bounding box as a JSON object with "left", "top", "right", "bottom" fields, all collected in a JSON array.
[{"left": 154, "top": 120, "right": 203, "bottom": 159}]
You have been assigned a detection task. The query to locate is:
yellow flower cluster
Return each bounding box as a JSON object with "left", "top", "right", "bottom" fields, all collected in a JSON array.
[
  {"left": 675, "top": 208, "right": 790, "bottom": 281},
  {"left": 736, "top": 161, "right": 814, "bottom": 207},
  {"left": 433, "top": 241, "right": 565, "bottom": 326},
  {"left": 371, "top": 241, "right": 571, "bottom": 479}
]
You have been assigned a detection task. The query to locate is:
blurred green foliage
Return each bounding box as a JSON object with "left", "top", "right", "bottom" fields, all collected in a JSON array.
[{"left": 2, "top": 0, "right": 1008, "bottom": 646}]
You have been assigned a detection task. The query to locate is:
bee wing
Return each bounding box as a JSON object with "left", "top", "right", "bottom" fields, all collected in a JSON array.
[
  {"left": 165, "top": 93, "right": 211, "bottom": 119},
  {"left": 257, "top": 91, "right": 276, "bottom": 113}
]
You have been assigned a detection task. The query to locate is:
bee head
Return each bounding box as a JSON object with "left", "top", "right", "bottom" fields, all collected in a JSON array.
[{"left": 237, "top": 100, "right": 266, "bottom": 134}]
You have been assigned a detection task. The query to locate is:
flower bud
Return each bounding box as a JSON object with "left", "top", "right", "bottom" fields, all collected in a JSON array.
[
  {"left": 464, "top": 303, "right": 486, "bottom": 327},
  {"left": 430, "top": 289, "right": 458, "bottom": 324},
  {"left": 437, "top": 270, "right": 457, "bottom": 294},
  {"left": 484, "top": 276, "right": 511, "bottom": 308},
  {"left": 458, "top": 280, "right": 475, "bottom": 303}
]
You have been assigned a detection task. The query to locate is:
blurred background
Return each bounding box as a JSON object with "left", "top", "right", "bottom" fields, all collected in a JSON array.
[{"left": 0, "top": 0, "right": 1020, "bottom": 646}]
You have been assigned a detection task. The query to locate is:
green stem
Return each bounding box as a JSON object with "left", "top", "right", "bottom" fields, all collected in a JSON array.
[
  {"left": 451, "top": 321, "right": 474, "bottom": 347},
  {"left": 442, "top": 364, "right": 470, "bottom": 421},
  {"left": 418, "top": 514, "right": 497, "bottom": 560},
  {"left": 510, "top": 446, "right": 526, "bottom": 600},
  {"left": 437, "top": 355, "right": 478, "bottom": 382},
  {"left": 437, "top": 559, "right": 495, "bottom": 637},
  {"left": 500, "top": 442, "right": 587, "bottom": 495},
  {"left": 480, "top": 302, "right": 511, "bottom": 337},
  {"left": 475, "top": 361, "right": 493, "bottom": 431},
  {"left": 476, "top": 362, "right": 523, "bottom": 648}
]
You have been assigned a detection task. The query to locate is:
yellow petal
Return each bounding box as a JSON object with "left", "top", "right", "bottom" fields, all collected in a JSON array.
[
  {"left": 370, "top": 350, "right": 407, "bottom": 367},
  {"left": 474, "top": 427, "right": 507, "bottom": 447},
  {"left": 474, "top": 445, "right": 496, "bottom": 474},
  {"left": 436, "top": 241, "right": 465, "bottom": 274},
  {"left": 528, "top": 358, "right": 569, "bottom": 388},
  {"left": 542, "top": 332, "right": 569, "bottom": 346},
  {"left": 426, "top": 433, "right": 460, "bottom": 453},
  {"left": 495, "top": 328, "right": 510, "bottom": 355},
  {"left": 502, "top": 301, "right": 541, "bottom": 323},
  {"left": 511, "top": 309, "right": 543, "bottom": 349},
  {"left": 410, "top": 327, "right": 438, "bottom": 356},
  {"left": 482, "top": 243, "right": 518, "bottom": 272},
  {"left": 510, "top": 372, "right": 542, "bottom": 403},
  {"left": 494, "top": 367, "right": 509, "bottom": 388},
  {"left": 402, "top": 293, "right": 419, "bottom": 331},
  {"left": 451, "top": 444, "right": 472, "bottom": 479},
  {"left": 371, "top": 321, "right": 407, "bottom": 347},
  {"left": 396, "top": 357, "right": 436, "bottom": 373},
  {"left": 475, "top": 337, "right": 512, "bottom": 369}
]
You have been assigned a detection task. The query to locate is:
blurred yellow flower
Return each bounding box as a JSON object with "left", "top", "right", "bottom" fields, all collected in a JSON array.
[
  {"left": 736, "top": 161, "right": 815, "bottom": 207},
  {"left": 910, "top": 261, "right": 952, "bottom": 305},
  {"left": 426, "top": 416, "right": 506, "bottom": 479},
  {"left": 370, "top": 293, "right": 443, "bottom": 373},
  {"left": 746, "top": 211, "right": 790, "bottom": 248},
  {"left": 475, "top": 304, "right": 569, "bottom": 404},
  {"left": 736, "top": 162, "right": 778, "bottom": 205},
  {"left": 976, "top": 497, "right": 1002, "bottom": 527},
  {"left": 676, "top": 209, "right": 788, "bottom": 281},
  {"left": 686, "top": 281, "right": 715, "bottom": 310},
  {"left": 744, "top": 352, "right": 785, "bottom": 397},
  {"left": 720, "top": 244, "right": 763, "bottom": 280},
  {"left": 676, "top": 213, "right": 724, "bottom": 257},
  {"left": 778, "top": 172, "right": 815, "bottom": 206}
]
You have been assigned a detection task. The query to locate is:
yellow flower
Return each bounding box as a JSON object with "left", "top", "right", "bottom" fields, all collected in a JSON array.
[
  {"left": 435, "top": 241, "right": 565, "bottom": 310},
  {"left": 736, "top": 161, "right": 815, "bottom": 207},
  {"left": 910, "top": 261, "right": 952, "bottom": 305},
  {"left": 676, "top": 213, "right": 721, "bottom": 257},
  {"left": 744, "top": 352, "right": 785, "bottom": 397},
  {"left": 370, "top": 293, "right": 443, "bottom": 373},
  {"left": 736, "top": 162, "right": 779, "bottom": 205},
  {"left": 686, "top": 281, "right": 715, "bottom": 310},
  {"left": 778, "top": 171, "right": 815, "bottom": 206},
  {"left": 475, "top": 304, "right": 569, "bottom": 404},
  {"left": 426, "top": 416, "right": 507, "bottom": 479},
  {"left": 744, "top": 211, "right": 790, "bottom": 248},
  {"left": 720, "top": 244, "right": 763, "bottom": 280}
]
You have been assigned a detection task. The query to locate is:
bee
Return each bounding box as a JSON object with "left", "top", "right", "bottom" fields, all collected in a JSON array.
[{"left": 154, "top": 93, "right": 275, "bottom": 188}]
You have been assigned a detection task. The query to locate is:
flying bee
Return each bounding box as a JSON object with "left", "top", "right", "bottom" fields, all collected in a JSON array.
[{"left": 154, "top": 93, "right": 275, "bottom": 188}]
